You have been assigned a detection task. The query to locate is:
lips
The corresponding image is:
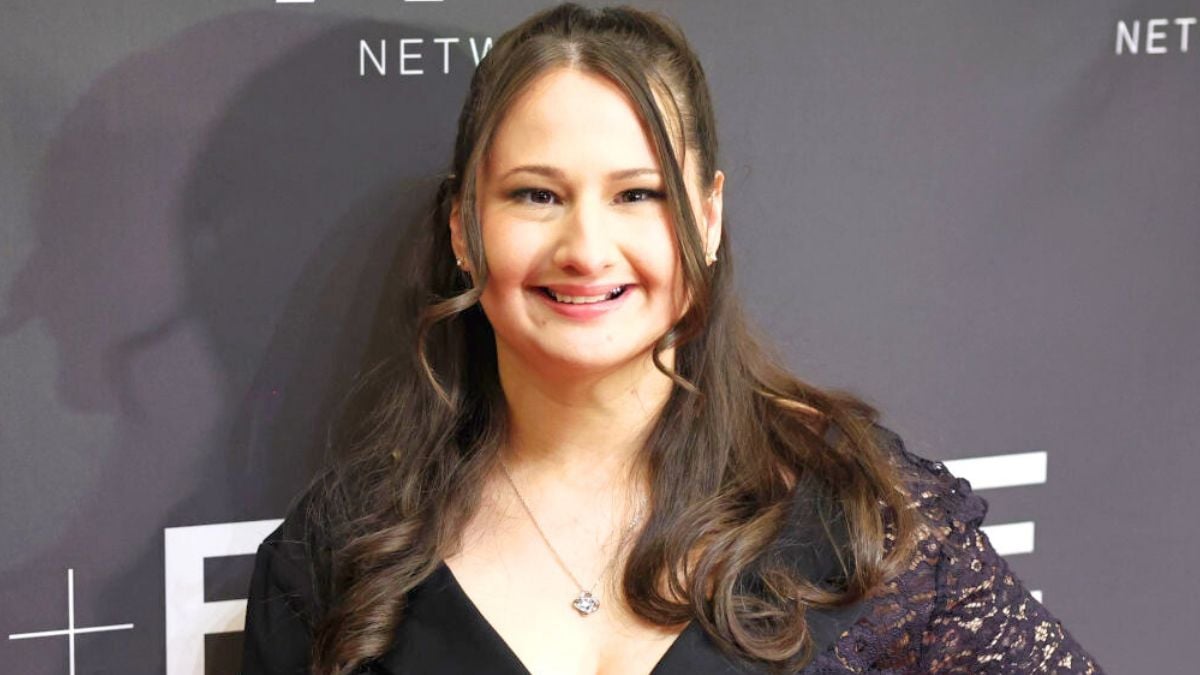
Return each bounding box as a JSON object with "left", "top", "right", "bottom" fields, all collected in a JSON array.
[
  {"left": 539, "top": 285, "right": 628, "bottom": 304},
  {"left": 531, "top": 283, "right": 634, "bottom": 318}
]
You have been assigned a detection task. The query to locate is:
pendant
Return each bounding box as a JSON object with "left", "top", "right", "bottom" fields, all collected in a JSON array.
[{"left": 572, "top": 590, "right": 600, "bottom": 616}]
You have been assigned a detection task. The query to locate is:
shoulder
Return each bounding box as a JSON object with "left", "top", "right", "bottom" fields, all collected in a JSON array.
[
  {"left": 250, "top": 474, "right": 337, "bottom": 626},
  {"left": 775, "top": 420, "right": 965, "bottom": 578},
  {"left": 765, "top": 421, "right": 965, "bottom": 658},
  {"left": 242, "top": 478, "right": 338, "bottom": 673},
  {"left": 868, "top": 422, "right": 989, "bottom": 533},
  {"left": 814, "top": 420, "right": 988, "bottom": 545},
  {"left": 261, "top": 472, "right": 333, "bottom": 557}
]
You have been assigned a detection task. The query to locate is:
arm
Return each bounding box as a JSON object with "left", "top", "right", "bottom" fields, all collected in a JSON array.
[{"left": 889, "top": 435, "right": 1105, "bottom": 673}]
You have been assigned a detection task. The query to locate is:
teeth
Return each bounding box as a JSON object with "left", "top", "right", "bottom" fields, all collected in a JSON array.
[{"left": 547, "top": 286, "right": 624, "bottom": 304}]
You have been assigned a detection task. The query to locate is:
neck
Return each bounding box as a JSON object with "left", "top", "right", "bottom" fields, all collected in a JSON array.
[{"left": 495, "top": 342, "right": 676, "bottom": 494}]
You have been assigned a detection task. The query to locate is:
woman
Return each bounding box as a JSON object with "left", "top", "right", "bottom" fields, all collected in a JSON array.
[{"left": 242, "top": 4, "right": 1102, "bottom": 674}]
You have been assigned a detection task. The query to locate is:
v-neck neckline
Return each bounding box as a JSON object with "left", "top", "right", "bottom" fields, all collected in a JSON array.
[
  {"left": 434, "top": 559, "right": 698, "bottom": 675},
  {"left": 404, "top": 464, "right": 871, "bottom": 675}
]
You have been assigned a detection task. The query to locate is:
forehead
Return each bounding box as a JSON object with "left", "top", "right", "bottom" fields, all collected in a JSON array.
[{"left": 485, "top": 67, "right": 693, "bottom": 180}]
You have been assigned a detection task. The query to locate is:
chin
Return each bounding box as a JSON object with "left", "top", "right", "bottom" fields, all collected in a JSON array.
[
  {"left": 528, "top": 343, "right": 657, "bottom": 376},
  {"left": 541, "top": 351, "right": 637, "bottom": 373}
]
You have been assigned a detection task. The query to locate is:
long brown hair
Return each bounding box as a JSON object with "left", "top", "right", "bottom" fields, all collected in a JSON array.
[{"left": 305, "top": 4, "right": 924, "bottom": 673}]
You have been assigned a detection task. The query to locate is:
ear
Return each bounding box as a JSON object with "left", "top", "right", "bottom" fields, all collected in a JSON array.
[
  {"left": 703, "top": 170, "right": 724, "bottom": 265},
  {"left": 448, "top": 197, "right": 470, "bottom": 272}
]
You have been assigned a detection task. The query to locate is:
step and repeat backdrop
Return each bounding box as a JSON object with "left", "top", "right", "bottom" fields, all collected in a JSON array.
[{"left": 2, "top": 1, "right": 1196, "bottom": 673}]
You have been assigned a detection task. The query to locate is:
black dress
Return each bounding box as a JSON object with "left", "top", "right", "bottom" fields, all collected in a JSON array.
[{"left": 241, "top": 427, "right": 1104, "bottom": 674}]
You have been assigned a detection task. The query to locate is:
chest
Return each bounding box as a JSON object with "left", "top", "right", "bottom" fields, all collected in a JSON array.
[
  {"left": 378, "top": 494, "right": 886, "bottom": 675},
  {"left": 442, "top": 539, "right": 688, "bottom": 675},
  {"left": 436, "top": 471, "right": 695, "bottom": 675}
]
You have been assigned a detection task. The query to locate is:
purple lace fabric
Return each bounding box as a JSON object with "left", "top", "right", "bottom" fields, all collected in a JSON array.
[{"left": 802, "top": 429, "right": 1104, "bottom": 673}]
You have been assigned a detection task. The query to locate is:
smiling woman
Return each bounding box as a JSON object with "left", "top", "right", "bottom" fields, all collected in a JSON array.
[{"left": 242, "top": 4, "right": 1103, "bottom": 675}]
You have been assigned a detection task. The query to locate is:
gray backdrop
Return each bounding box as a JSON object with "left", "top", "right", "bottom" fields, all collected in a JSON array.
[{"left": 2, "top": 1, "right": 1197, "bottom": 673}]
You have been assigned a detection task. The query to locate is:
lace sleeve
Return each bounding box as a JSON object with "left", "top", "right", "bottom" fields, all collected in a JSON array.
[
  {"left": 889, "top": 430, "right": 1105, "bottom": 674},
  {"left": 816, "top": 425, "right": 1105, "bottom": 673}
]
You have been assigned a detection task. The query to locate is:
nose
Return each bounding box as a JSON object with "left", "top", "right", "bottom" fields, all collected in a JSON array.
[{"left": 551, "top": 195, "right": 616, "bottom": 275}]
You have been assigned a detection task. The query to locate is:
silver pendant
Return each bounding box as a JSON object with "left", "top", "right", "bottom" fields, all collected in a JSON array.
[{"left": 572, "top": 591, "right": 600, "bottom": 616}]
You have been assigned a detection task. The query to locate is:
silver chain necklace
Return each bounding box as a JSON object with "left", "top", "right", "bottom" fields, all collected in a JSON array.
[{"left": 497, "top": 458, "right": 646, "bottom": 617}]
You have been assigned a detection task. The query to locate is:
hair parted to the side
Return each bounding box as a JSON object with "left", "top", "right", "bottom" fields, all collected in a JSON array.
[{"left": 302, "top": 4, "right": 928, "bottom": 673}]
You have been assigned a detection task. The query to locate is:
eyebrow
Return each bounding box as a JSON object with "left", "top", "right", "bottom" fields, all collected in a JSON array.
[{"left": 500, "top": 165, "right": 661, "bottom": 181}]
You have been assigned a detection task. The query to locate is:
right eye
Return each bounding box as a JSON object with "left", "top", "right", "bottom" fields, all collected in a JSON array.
[{"left": 509, "top": 188, "right": 560, "bottom": 206}]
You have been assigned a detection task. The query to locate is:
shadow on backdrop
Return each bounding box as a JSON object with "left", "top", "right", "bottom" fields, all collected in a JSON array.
[{"left": 1, "top": 9, "right": 474, "bottom": 673}]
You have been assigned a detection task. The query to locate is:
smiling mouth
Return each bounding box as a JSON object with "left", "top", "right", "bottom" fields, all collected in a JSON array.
[{"left": 539, "top": 285, "right": 628, "bottom": 304}]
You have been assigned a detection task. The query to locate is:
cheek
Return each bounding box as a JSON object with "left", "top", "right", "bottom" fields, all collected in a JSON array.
[
  {"left": 637, "top": 226, "right": 687, "bottom": 313},
  {"left": 480, "top": 221, "right": 541, "bottom": 286}
]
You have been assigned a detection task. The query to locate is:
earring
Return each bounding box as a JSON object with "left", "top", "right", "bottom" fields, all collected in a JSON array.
[
  {"left": 455, "top": 256, "right": 464, "bottom": 268},
  {"left": 705, "top": 251, "right": 718, "bottom": 265}
]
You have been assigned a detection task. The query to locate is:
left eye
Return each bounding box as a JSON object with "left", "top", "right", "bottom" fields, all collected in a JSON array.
[
  {"left": 511, "top": 188, "right": 560, "bottom": 205},
  {"left": 618, "top": 189, "right": 665, "bottom": 203}
]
